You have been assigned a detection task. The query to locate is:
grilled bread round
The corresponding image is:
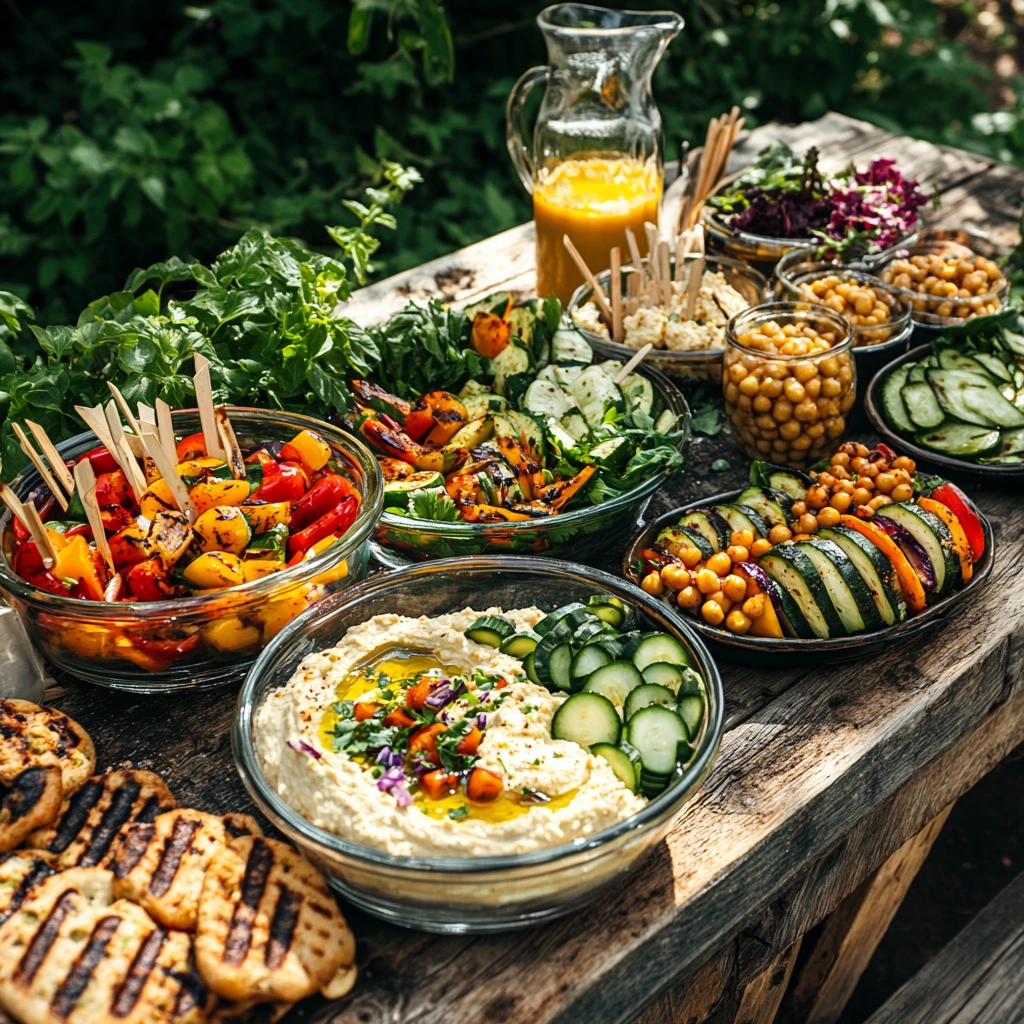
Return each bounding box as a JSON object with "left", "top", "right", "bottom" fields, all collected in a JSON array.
[
  {"left": 0, "top": 852, "right": 58, "bottom": 928},
  {"left": 0, "top": 867, "right": 210, "bottom": 1024},
  {"left": 0, "top": 768, "right": 63, "bottom": 854},
  {"left": 195, "top": 836, "right": 356, "bottom": 1004},
  {"left": 0, "top": 701, "right": 95, "bottom": 795},
  {"left": 113, "top": 810, "right": 245, "bottom": 933},
  {"left": 220, "top": 813, "right": 262, "bottom": 840},
  {"left": 25, "top": 770, "right": 176, "bottom": 869}
]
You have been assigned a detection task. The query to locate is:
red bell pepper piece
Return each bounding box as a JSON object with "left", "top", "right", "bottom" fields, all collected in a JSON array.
[
  {"left": 930, "top": 482, "right": 985, "bottom": 562},
  {"left": 100, "top": 504, "right": 133, "bottom": 534},
  {"left": 94, "top": 470, "right": 133, "bottom": 512},
  {"left": 63, "top": 523, "right": 93, "bottom": 541},
  {"left": 13, "top": 541, "right": 46, "bottom": 580},
  {"left": 77, "top": 446, "right": 120, "bottom": 476},
  {"left": 253, "top": 461, "right": 308, "bottom": 503},
  {"left": 287, "top": 496, "right": 358, "bottom": 556},
  {"left": 28, "top": 571, "right": 68, "bottom": 595},
  {"left": 126, "top": 558, "right": 174, "bottom": 601},
  {"left": 289, "top": 474, "right": 360, "bottom": 532},
  {"left": 12, "top": 516, "right": 29, "bottom": 544},
  {"left": 131, "top": 634, "right": 201, "bottom": 659},
  {"left": 176, "top": 432, "right": 208, "bottom": 462}
]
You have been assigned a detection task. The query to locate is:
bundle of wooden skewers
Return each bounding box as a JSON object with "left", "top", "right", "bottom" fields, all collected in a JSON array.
[
  {"left": 0, "top": 354, "right": 242, "bottom": 595},
  {"left": 678, "top": 105, "right": 745, "bottom": 233}
]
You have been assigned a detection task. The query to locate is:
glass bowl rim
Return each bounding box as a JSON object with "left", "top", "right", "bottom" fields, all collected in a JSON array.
[
  {"left": 0, "top": 406, "right": 385, "bottom": 616},
  {"left": 375, "top": 362, "right": 690, "bottom": 536},
  {"left": 232, "top": 554, "right": 725, "bottom": 874},
  {"left": 566, "top": 252, "right": 770, "bottom": 361},
  {"left": 725, "top": 300, "right": 855, "bottom": 360},
  {"left": 871, "top": 242, "right": 1009, "bottom": 307}
]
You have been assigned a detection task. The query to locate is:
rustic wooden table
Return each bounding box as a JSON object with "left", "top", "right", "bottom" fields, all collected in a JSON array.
[{"left": 46, "top": 114, "right": 1024, "bottom": 1024}]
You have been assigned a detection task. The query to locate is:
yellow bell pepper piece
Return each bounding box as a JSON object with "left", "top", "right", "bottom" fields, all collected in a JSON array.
[
  {"left": 202, "top": 617, "right": 262, "bottom": 653},
  {"left": 193, "top": 506, "right": 252, "bottom": 555},
  {"left": 176, "top": 456, "right": 227, "bottom": 476},
  {"left": 189, "top": 478, "right": 251, "bottom": 515},
  {"left": 241, "top": 502, "right": 292, "bottom": 534},
  {"left": 182, "top": 551, "right": 245, "bottom": 589},
  {"left": 54, "top": 622, "right": 118, "bottom": 660},
  {"left": 140, "top": 477, "right": 177, "bottom": 519},
  {"left": 53, "top": 535, "right": 105, "bottom": 600},
  {"left": 259, "top": 584, "right": 317, "bottom": 640},
  {"left": 282, "top": 429, "right": 332, "bottom": 473},
  {"left": 242, "top": 560, "right": 282, "bottom": 583}
]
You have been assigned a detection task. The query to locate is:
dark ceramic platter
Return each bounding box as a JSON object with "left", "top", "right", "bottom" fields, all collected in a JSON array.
[
  {"left": 864, "top": 344, "right": 1024, "bottom": 484},
  {"left": 622, "top": 488, "right": 995, "bottom": 668}
]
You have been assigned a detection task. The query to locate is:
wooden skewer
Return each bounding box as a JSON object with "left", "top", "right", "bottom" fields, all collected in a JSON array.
[
  {"left": 25, "top": 421, "right": 74, "bottom": 496},
  {"left": 214, "top": 407, "right": 245, "bottom": 480},
  {"left": 137, "top": 420, "right": 198, "bottom": 524},
  {"left": 193, "top": 353, "right": 226, "bottom": 460},
  {"left": 624, "top": 228, "right": 647, "bottom": 293},
  {"left": 23, "top": 500, "right": 58, "bottom": 569},
  {"left": 155, "top": 399, "right": 176, "bottom": 465},
  {"left": 72, "top": 459, "right": 114, "bottom": 575},
  {"left": 613, "top": 344, "right": 653, "bottom": 384},
  {"left": 626, "top": 271, "right": 640, "bottom": 316},
  {"left": 657, "top": 241, "right": 671, "bottom": 305},
  {"left": 609, "top": 247, "right": 623, "bottom": 344},
  {"left": 103, "top": 401, "right": 148, "bottom": 500},
  {"left": 685, "top": 256, "right": 706, "bottom": 321},
  {"left": 12, "top": 424, "right": 69, "bottom": 512},
  {"left": 0, "top": 482, "right": 28, "bottom": 531},
  {"left": 75, "top": 405, "right": 122, "bottom": 476},
  {"left": 562, "top": 235, "right": 614, "bottom": 326}
]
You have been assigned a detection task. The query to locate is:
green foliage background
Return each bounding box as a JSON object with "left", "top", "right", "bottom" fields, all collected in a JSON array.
[{"left": 1, "top": 0, "right": 1019, "bottom": 326}]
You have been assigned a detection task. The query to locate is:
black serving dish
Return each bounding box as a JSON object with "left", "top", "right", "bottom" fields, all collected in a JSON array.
[
  {"left": 622, "top": 488, "right": 995, "bottom": 668},
  {"left": 864, "top": 344, "right": 1024, "bottom": 483}
]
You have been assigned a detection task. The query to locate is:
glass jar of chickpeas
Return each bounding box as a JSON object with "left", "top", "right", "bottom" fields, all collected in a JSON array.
[
  {"left": 723, "top": 302, "right": 856, "bottom": 469},
  {"left": 875, "top": 242, "right": 1008, "bottom": 325}
]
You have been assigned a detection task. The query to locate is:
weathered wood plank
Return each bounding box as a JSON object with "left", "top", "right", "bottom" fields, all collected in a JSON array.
[
  {"left": 733, "top": 940, "right": 802, "bottom": 1024},
  {"left": 778, "top": 803, "right": 954, "bottom": 1024},
  {"left": 637, "top": 954, "right": 736, "bottom": 1024},
  {"left": 864, "top": 872, "right": 1024, "bottom": 1024}
]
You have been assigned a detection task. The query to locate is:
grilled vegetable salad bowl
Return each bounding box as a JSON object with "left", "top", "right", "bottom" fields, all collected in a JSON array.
[
  {"left": 346, "top": 292, "right": 689, "bottom": 566},
  {"left": 625, "top": 442, "right": 992, "bottom": 665},
  {"left": 0, "top": 409, "right": 383, "bottom": 691}
]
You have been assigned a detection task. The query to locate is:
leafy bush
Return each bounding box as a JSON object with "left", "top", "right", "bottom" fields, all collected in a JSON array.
[{"left": 0, "top": 0, "right": 1018, "bottom": 330}]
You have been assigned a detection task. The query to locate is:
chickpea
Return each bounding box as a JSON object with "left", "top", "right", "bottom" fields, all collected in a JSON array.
[
  {"left": 867, "top": 495, "right": 892, "bottom": 510},
  {"left": 773, "top": 398, "right": 794, "bottom": 422},
  {"left": 874, "top": 472, "right": 896, "bottom": 495},
  {"left": 815, "top": 472, "right": 836, "bottom": 488},
  {"left": 804, "top": 377, "right": 822, "bottom": 400},
  {"left": 678, "top": 585, "right": 702, "bottom": 610},
  {"left": 727, "top": 544, "right": 750, "bottom": 564},
  {"left": 707, "top": 591, "right": 733, "bottom": 614},
  {"left": 722, "top": 574, "right": 748, "bottom": 603},
  {"left": 838, "top": 479, "right": 856, "bottom": 495},
  {"left": 790, "top": 500, "right": 808, "bottom": 517},
  {"left": 794, "top": 399, "right": 819, "bottom": 422},
  {"left": 851, "top": 487, "right": 872, "bottom": 507},
  {"left": 805, "top": 485, "right": 829, "bottom": 510},
  {"left": 891, "top": 482, "right": 914, "bottom": 502},
  {"left": 753, "top": 394, "right": 773, "bottom": 414},
  {"left": 829, "top": 491, "right": 852, "bottom": 513},
  {"left": 797, "top": 512, "right": 819, "bottom": 535},
  {"left": 850, "top": 456, "right": 868, "bottom": 473},
  {"left": 679, "top": 546, "right": 703, "bottom": 569},
  {"left": 792, "top": 533, "right": 812, "bottom": 542},
  {"left": 816, "top": 505, "right": 841, "bottom": 527},
  {"left": 832, "top": 451, "right": 850, "bottom": 468},
  {"left": 892, "top": 455, "right": 916, "bottom": 472},
  {"left": 660, "top": 564, "right": 691, "bottom": 590},
  {"left": 751, "top": 538, "right": 773, "bottom": 557},
  {"left": 701, "top": 600, "right": 725, "bottom": 626},
  {"left": 739, "top": 375, "right": 761, "bottom": 397},
  {"left": 728, "top": 362, "right": 748, "bottom": 384},
  {"left": 779, "top": 420, "right": 802, "bottom": 440},
  {"left": 791, "top": 435, "right": 813, "bottom": 451},
  {"left": 724, "top": 382, "right": 740, "bottom": 405},
  {"left": 760, "top": 377, "right": 785, "bottom": 399},
  {"left": 783, "top": 379, "right": 806, "bottom": 403},
  {"left": 831, "top": 464, "right": 851, "bottom": 480},
  {"left": 859, "top": 462, "right": 879, "bottom": 478},
  {"left": 642, "top": 572, "right": 664, "bottom": 596},
  {"left": 820, "top": 376, "right": 842, "bottom": 397},
  {"left": 706, "top": 551, "right": 734, "bottom": 576},
  {"left": 891, "top": 468, "right": 912, "bottom": 485},
  {"left": 768, "top": 524, "right": 792, "bottom": 545},
  {"left": 793, "top": 361, "right": 818, "bottom": 383},
  {"left": 741, "top": 594, "right": 766, "bottom": 619},
  {"left": 695, "top": 568, "right": 721, "bottom": 594},
  {"left": 731, "top": 528, "right": 755, "bottom": 548},
  {"left": 725, "top": 609, "right": 753, "bottom": 634}
]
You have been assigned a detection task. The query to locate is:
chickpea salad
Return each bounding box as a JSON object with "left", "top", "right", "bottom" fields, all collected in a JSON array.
[
  {"left": 633, "top": 442, "right": 986, "bottom": 641},
  {"left": 879, "top": 249, "right": 1006, "bottom": 322}
]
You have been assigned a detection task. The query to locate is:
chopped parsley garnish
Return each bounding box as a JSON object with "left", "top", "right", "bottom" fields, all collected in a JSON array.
[
  {"left": 332, "top": 700, "right": 355, "bottom": 719},
  {"left": 448, "top": 805, "right": 469, "bottom": 821},
  {"left": 531, "top": 758, "right": 541, "bottom": 766},
  {"left": 497, "top": 756, "right": 510, "bottom": 775},
  {"left": 520, "top": 704, "right": 535, "bottom": 714}
]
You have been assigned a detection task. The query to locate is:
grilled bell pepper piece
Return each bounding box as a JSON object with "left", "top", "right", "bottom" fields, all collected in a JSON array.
[
  {"left": 286, "top": 496, "right": 358, "bottom": 556},
  {"left": 240, "top": 501, "right": 292, "bottom": 535},
  {"left": 126, "top": 558, "right": 175, "bottom": 601},
  {"left": 244, "top": 523, "right": 289, "bottom": 562},
  {"left": 290, "top": 474, "right": 360, "bottom": 532},
  {"left": 193, "top": 506, "right": 252, "bottom": 556},
  {"left": 279, "top": 429, "right": 332, "bottom": 475},
  {"left": 251, "top": 461, "right": 307, "bottom": 503}
]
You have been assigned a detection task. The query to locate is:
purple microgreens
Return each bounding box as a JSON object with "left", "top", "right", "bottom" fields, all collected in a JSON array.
[
  {"left": 477, "top": 713, "right": 488, "bottom": 730},
  {"left": 287, "top": 738, "right": 323, "bottom": 760}
]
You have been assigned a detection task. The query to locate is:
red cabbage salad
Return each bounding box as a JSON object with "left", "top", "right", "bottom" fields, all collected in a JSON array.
[{"left": 708, "top": 142, "right": 930, "bottom": 257}]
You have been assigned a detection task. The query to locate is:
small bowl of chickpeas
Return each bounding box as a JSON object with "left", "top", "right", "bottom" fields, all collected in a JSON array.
[
  {"left": 723, "top": 302, "right": 856, "bottom": 470},
  {"left": 874, "top": 241, "right": 1007, "bottom": 327}
]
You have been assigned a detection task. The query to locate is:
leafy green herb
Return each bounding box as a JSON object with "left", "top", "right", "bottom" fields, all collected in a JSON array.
[
  {"left": 408, "top": 486, "right": 461, "bottom": 523},
  {"left": 711, "top": 458, "right": 731, "bottom": 472},
  {"left": 448, "top": 805, "right": 469, "bottom": 821},
  {"left": 690, "top": 403, "right": 722, "bottom": 437}
]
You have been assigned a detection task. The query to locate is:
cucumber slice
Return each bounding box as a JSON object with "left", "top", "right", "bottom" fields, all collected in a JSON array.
[
  {"left": 464, "top": 615, "right": 517, "bottom": 647},
  {"left": 937, "top": 348, "right": 988, "bottom": 373},
  {"left": 463, "top": 292, "right": 511, "bottom": 318},
  {"left": 499, "top": 631, "right": 542, "bottom": 658},
  {"left": 915, "top": 423, "right": 1001, "bottom": 458},
  {"left": 984, "top": 426, "right": 1024, "bottom": 458},
  {"left": 551, "top": 692, "right": 621, "bottom": 748},
  {"left": 524, "top": 379, "right": 572, "bottom": 421},
  {"left": 538, "top": 363, "right": 584, "bottom": 389},
  {"left": 927, "top": 369, "right": 1024, "bottom": 428},
  {"left": 676, "top": 508, "right": 731, "bottom": 552},
  {"left": 714, "top": 504, "right": 767, "bottom": 541},
  {"left": 573, "top": 619, "right": 615, "bottom": 646},
  {"left": 796, "top": 539, "right": 882, "bottom": 634},
  {"left": 675, "top": 694, "right": 705, "bottom": 738},
  {"left": 591, "top": 743, "right": 640, "bottom": 792},
  {"left": 875, "top": 503, "right": 960, "bottom": 597},
  {"left": 657, "top": 524, "right": 714, "bottom": 561},
  {"left": 627, "top": 706, "right": 690, "bottom": 775},
  {"left": 639, "top": 769, "right": 676, "bottom": 798},
  {"left": 534, "top": 603, "right": 587, "bottom": 637},
  {"left": 558, "top": 411, "right": 590, "bottom": 441},
  {"left": 881, "top": 365, "right": 914, "bottom": 435},
  {"left": 641, "top": 662, "right": 685, "bottom": 689},
  {"left": 973, "top": 352, "right": 1013, "bottom": 382},
  {"left": 570, "top": 644, "right": 613, "bottom": 683},
  {"left": 551, "top": 327, "right": 594, "bottom": 365},
  {"left": 534, "top": 634, "right": 574, "bottom": 691},
  {"left": 900, "top": 381, "right": 945, "bottom": 430},
  {"left": 383, "top": 471, "right": 445, "bottom": 508},
  {"left": 907, "top": 363, "right": 927, "bottom": 383},
  {"left": 817, "top": 526, "right": 906, "bottom": 626},
  {"left": 503, "top": 410, "right": 546, "bottom": 458},
  {"left": 571, "top": 365, "right": 624, "bottom": 427},
  {"left": 582, "top": 661, "right": 644, "bottom": 707},
  {"left": 587, "top": 595, "right": 628, "bottom": 628},
  {"left": 631, "top": 634, "right": 692, "bottom": 673},
  {"left": 766, "top": 469, "right": 809, "bottom": 501},
  {"left": 589, "top": 436, "right": 631, "bottom": 471},
  {"left": 737, "top": 486, "right": 794, "bottom": 528},
  {"left": 624, "top": 683, "right": 676, "bottom": 720},
  {"left": 491, "top": 339, "right": 532, "bottom": 396},
  {"left": 676, "top": 667, "right": 705, "bottom": 697},
  {"left": 523, "top": 651, "right": 540, "bottom": 686},
  {"left": 620, "top": 372, "right": 655, "bottom": 419},
  {"left": 759, "top": 547, "right": 843, "bottom": 639}
]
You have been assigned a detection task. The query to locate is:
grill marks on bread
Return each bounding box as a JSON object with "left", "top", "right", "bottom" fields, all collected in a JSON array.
[
  {"left": 0, "top": 701, "right": 95, "bottom": 796},
  {"left": 195, "top": 836, "right": 356, "bottom": 1003},
  {"left": 26, "top": 771, "right": 176, "bottom": 869},
  {"left": 0, "top": 852, "right": 57, "bottom": 926},
  {"left": 0, "top": 767, "right": 64, "bottom": 854}
]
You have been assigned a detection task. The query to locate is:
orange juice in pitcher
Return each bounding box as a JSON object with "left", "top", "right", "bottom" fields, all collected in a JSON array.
[
  {"left": 533, "top": 156, "right": 661, "bottom": 304},
  {"left": 506, "top": 5, "right": 682, "bottom": 305}
]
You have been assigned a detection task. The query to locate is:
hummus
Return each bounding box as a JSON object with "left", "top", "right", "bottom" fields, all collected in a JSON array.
[{"left": 254, "top": 608, "right": 646, "bottom": 858}]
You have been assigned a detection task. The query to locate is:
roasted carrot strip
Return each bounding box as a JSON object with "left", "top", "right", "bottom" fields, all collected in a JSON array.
[
  {"left": 839, "top": 514, "right": 926, "bottom": 613},
  {"left": 916, "top": 497, "right": 972, "bottom": 583}
]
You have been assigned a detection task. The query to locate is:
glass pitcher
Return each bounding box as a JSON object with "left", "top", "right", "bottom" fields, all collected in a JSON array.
[{"left": 506, "top": 4, "right": 683, "bottom": 305}]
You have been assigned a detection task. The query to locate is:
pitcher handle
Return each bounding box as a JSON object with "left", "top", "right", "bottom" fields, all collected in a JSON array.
[{"left": 505, "top": 66, "right": 546, "bottom": 196}]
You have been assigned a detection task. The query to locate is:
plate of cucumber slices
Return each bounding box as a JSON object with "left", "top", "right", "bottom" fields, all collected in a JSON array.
[{"left": 866, "top": 340, "right": 1024, "bottom": 479}]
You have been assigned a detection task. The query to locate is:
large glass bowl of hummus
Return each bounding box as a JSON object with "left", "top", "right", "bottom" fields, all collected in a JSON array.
[{"left": 233, "top": 556, "right": 724, "bottom": 933}]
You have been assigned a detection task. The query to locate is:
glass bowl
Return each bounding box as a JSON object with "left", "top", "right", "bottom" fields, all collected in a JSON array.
[
  {"left": 871, "top": 239, "right": 1008, "bottom": 328},
  {"left": 773, "top": 248, "right": 914, "bottom": 382},
  {"left": 567, "top": 253, "right": 769, "bottom": 384},
  {"left": 0, "top": 409, "right": 384, "bottom": 693},
  {"left": 702, "top": 203, "right": 815, "bottom": 277},
  {"left": 370, "top": 365, "right": 690, "bottom": 568},
  {"left": 233, "top": 556, "right": 724, "bottom": 933},
  {"left": 723, "top": 301, "right": 856, "bottom": 468}
]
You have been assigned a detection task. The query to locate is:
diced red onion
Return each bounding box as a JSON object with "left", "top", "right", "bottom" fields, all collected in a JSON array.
[
  {"left": 287, "top": 738, "right": 323, "bottom": 760},
  {"left": 869, "top": 518, "right": 936, "bottom": 590},
  {"left": 392, "top": 781, "right": 413, "bottom": 807},
  {"left": 476, "top": 713, "right": 487, "bottom": 730},
  {"left": 380, "top": 413, "right": 401, "bottom": 431}
]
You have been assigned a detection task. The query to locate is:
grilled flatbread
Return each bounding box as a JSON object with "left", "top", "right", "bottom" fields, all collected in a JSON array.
[
  {"left": 0, "top": 867, "right": 210, "bottom": 1024},
  {"left": 0, "top": 852, "right": 57, "bottom": 927},
  {"left": 0, "top": 767, "right": 63, "bottom": 854},
  {"left": 0, "top": 700, "right": 95, "bottom": 796},
  {"left": 195, "top": 836, "right": 356, "bottom": 1003},
  {"left": 221, "top": 813, "right": 262, "bottom": 839},
  {"left": 113, "top": 809, "right": 238, "bottom": 932},
  {"left": 25, "top": 770, "right": 176, "bottom": 869}
]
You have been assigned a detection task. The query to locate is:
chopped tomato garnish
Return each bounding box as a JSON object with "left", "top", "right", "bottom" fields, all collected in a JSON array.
[
  {"left": 456, "top": 726, "right": 482, "bottom": 756},
  {"left": 408, "top": 723, "right": 447, "bottom": 766},
  {"left": 384, "top": 708, "right": 416, "bottom": 729},
  {"left": 467, "top": 767, "right": 503, "bottom": 802},
  {"left": 404, "top": 680, "right": 432, "bottom": 711},
  {"left": 420, "top": 770, "right": 459, "bottom": 800},
  {"left": 354, "top": 702, "right": 380, "bottom": 721}
]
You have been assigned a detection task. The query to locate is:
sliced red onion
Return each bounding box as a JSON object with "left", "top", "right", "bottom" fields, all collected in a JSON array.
[
  {"left": 392, "top": 781, "right": 413, "bottom": 807},
  {"left": 380, "top": 413, "right": 401, "bottom": 431},
  {"left": 375, "top": 746, "right": 392, "bottom": 765},
  {"left": 869, "top": 517, "right": 936, "bottom": 590},
  {"left": 736, "top": 563, "right": 784, "bottom": 614},
  {"left": 287, "top": 738, "right": 322, "bottom": 760},
  {"left": 439, "top": 711, "right": 450, "bottom": 725},
  {"left": 424, "top": 679, "right": 467, "bottom": 710},
  {"left": 476, "top": 713, "right": 487, "bottom": 730},
  {"left": 376, "top": 766, "right": 405, "bottom": 793}
]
